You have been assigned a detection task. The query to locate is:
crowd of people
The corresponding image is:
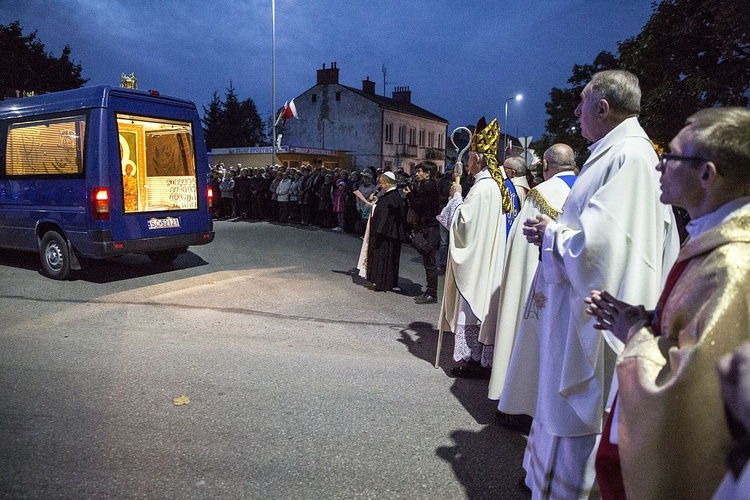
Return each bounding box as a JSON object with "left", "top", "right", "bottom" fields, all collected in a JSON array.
[
  {"left": 210, "top": 163, "right": 370, "bottom": 230},
  {"left": 208, "top": 163, "right": 460, "bottom": 239}
]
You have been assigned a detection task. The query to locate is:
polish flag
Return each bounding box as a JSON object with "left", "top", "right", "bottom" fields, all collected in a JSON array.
[{"left": 277, "top": 99, "right": 298, "bottom": 126}]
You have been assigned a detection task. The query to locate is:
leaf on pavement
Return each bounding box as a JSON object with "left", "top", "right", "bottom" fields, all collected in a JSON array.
[{"left": 172, "top": 395, "right": 191, "bottom": 406}]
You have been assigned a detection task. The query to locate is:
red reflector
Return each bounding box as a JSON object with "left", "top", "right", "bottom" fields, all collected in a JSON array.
[
  {"left": 148, "top": 89, "right": 160, "bottom": 96},
  {"left": 114, "top": 242, "right": 124, "bottom": 249},
  {"left": 203, "top": 233, "right": 210, "bottom": 239},
  {"left": 92, "top": 187, "right": 110, "bottom": 221}
]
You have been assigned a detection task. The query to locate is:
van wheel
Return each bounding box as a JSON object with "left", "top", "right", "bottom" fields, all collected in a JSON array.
[
  {"left": 147, "top": 248, "right": 185, "bottom": 264},
  {"left": 40, "top": 231, "right": 71, "bottom": 280}
]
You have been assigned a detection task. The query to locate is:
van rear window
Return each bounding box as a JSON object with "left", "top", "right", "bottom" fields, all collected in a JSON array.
[
  {"left": 117, "top": 114, "right": 198, "bottom": 213},
  {"left": 6, "top": 115, "right": 86, "bottom": 176}
]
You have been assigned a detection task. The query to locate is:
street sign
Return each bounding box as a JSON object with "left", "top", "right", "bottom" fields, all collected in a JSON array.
[
  {"left": 518, "top": 136, "right": 534, "bottom": 149},
  {"left": 523, "top": 149, "right": 536, "bottom": 167}
]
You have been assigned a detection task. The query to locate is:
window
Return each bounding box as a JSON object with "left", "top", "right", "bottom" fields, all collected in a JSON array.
[
  {"left": 312, "top": 94, "right": 317, "bottom": 103},
  {"left": 398, "top": 125, "right": 406, "bottom": 144},
  {"left": 418, "top": 129, "right": 425, "bottom": 148},
  {"left": 428, "top": 131, "right": 434, "bottom": 148},
  {"left": 384, "top": 123, "right": 393, "bottom": 143},
  {"left": 5, "top": 115, "right": 86, "bottom": 176},
  {"left": 335, "top": 92, "right": 341, "bottom": 101},
  {"left": 408, "top": 128, "right": 416, "bottom": 146},
  {"left": 437, "top": 133, "right": 444, "bottom": 150},
  {"left": 116, "top": 113, "right": 197, "bottom": 213}
]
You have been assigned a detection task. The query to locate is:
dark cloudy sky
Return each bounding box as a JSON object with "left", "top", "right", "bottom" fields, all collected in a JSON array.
[{"left": 2, "top": 0, "right": 655, "bottom": 143}]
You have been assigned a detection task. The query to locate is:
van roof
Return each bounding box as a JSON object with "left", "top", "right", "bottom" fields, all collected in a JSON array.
[{"left": 0, "top": 85, "right": 196, "bottom": 120}]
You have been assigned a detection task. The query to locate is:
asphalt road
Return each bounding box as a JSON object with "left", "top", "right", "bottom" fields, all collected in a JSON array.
[{"left": 0, "top": 220, "right": 529, "bottom": 499}]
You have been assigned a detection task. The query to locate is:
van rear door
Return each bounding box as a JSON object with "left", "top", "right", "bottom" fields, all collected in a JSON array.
[{"left": 105, "top": 93, "right": 212, "bottom": 248}]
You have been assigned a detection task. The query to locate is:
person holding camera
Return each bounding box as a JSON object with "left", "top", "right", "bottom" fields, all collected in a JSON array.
[{"left": 403, "top": 162, "right": 441, "bottom": 304}]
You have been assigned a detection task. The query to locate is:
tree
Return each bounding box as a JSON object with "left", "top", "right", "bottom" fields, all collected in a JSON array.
[
  {"left": 202, "top": 82, "right": 267, "bottom": 150},
  {"left": 0, "top": 21, "right": 87, "bottom": 98},
  {"left": 536, "top": 0, "right": 750, "bottom": 161},
  {"left": 617, "top": 0, "right": 750, "bottom": 147},
  {"left": 202, "top": 91, "right": 224, "bottom": 151},
  {"left": 532, "top": 51, "right": 619, "bottom": 164}
]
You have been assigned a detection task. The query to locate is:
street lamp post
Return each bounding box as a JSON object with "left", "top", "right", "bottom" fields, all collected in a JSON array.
[
  {"left": 271, "top": 0, "right": 277, "bottom": 165},
  {"left": 503, "top": 94, "right": 523, "bottom": 160}
]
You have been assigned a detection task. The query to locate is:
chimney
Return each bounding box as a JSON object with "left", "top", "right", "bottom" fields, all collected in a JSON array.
[
  {"left": 362, "top": 76, "right": 376, "bottom": 94},
  {"left": 316, "top": 61, "right": 340, "bottom": 85},
  {"left": 392, "top": 86, "right": 411, "bottom": 104}
]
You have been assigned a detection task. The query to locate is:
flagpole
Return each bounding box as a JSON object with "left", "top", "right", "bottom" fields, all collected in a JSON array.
[{"left": 271, "top": 0, "right": 277, "bottom": 165}]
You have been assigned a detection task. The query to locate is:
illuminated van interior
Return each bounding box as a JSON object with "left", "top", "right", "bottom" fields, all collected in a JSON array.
[
  {"left": 6, "top": 115, "right": 86, "bottom": 175},
  {"left": 117, "top": 114, "right": 198, "bottom": 213}
]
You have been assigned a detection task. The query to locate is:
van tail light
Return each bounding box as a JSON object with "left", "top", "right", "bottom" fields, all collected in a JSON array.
[
  {"left": 92, "top": 187, "right": 110, "bottom": 221},
  {"left": 207, "top": 186, "right": 214, "bottom": 213}
]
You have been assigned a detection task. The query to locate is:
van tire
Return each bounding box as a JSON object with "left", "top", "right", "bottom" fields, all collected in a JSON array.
[
  {"left": 147, "top": 248, "right": 185, "bottom": 264},
  {"left": 40, "top": 231, "right": 72, "bottom": 280}
]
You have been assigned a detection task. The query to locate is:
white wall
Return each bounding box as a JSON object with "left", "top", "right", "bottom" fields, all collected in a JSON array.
[{"left": 281, "top": 84, "right": 381, "bottom": 170}]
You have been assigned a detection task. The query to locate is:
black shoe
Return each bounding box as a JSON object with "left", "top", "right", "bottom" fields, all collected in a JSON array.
[
  {"left": 414, "top": 294, "right": 437, "bottom": 304},
  {"left": 517, "top": 476, "right": 531, "bottom": 493},
  {"left": 495, "top": 411, "right": 533, "bottom": 434},
  {"left": 450, "top": 364, "right": 491, "bottom": 379}
]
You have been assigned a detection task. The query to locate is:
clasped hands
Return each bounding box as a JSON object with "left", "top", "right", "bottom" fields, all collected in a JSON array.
[
  {"left": 522, "top": 214, "right": 552, "bottom": 247},
  {"left": 585, "top": 291, "right": 652, "bottom": 343}
]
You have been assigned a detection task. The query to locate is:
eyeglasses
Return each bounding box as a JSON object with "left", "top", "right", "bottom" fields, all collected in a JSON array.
[{"left": 659, "top": 153, "right": 710, "bottom": 165}]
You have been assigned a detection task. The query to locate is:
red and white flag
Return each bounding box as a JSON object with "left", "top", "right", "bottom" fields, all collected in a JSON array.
[{"left": 276, "top": 99, "right": 298, "bottom": 126}]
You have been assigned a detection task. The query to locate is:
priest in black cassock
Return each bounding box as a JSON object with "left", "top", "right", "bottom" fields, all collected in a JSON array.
[{"left": 366, "top": 171, "right": 405, "bottom": 291}]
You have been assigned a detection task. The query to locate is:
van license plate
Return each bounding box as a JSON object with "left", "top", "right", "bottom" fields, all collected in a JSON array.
[{"left": 147, "top": 217, "right": 181, "bottom": 229}]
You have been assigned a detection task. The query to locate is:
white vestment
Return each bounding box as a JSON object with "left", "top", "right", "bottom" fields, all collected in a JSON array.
[
  {"left": 440, "top": 169, "right": 506, "bottom": 346},
  {"left": 714, "top": 466, "right": 750, "bottom": 500},
  {"left": 487, "top": 172, "right": 575, "bottom": 400},
  {"left": 501, "top": 117, "right": 680, "bottom": 496},
  {"left": 356, "top": 210, "right": 373, "bottom": 278},
  {"left": 512, "top": 176, "right": 531, "bottom": 206}
]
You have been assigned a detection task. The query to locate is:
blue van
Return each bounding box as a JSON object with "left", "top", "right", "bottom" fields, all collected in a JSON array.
[{"left": 0, "top": 85, "right": 215, "bottom": 279}]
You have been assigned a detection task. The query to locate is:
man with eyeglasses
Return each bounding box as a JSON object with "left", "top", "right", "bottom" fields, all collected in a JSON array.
[
  {"left": 513, "top": 70, "right": 680, "bottom": 497},
  {"left": 587, "top": 107, "right": 750, "bottom": 498}
]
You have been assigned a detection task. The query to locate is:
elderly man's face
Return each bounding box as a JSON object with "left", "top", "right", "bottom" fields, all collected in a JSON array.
[
  {"left": 656, "top": 126, "right": 705, "bottom": 210},
  {"left": 467, "top": 152, "right": 482, "bottom": 175},
  {"left": 575, "top": 85, "right": 603, "bottom": 142},
  {"left": 503, "top": 160, "right": 517, "bottom": 179}
]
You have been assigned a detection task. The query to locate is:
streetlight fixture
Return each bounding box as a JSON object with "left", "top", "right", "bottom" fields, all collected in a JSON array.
[{"left": 503, "top": 93, "right": 523, "bottom": 160}]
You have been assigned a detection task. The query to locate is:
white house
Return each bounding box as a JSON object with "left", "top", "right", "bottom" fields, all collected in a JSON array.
[{"left": 280, "top": 62, "right": 449, "bottom": 173}]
